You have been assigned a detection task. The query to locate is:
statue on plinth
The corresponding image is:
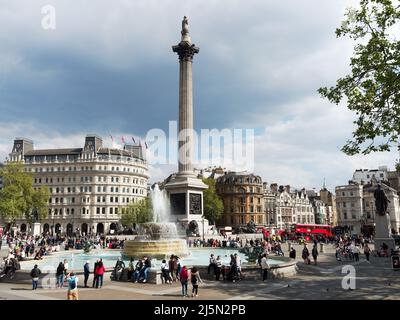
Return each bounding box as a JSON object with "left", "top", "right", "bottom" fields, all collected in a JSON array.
[
  {"left": 180, "top": 16, "right": 192, "bottom": 44},
  {"left": 374, "top": 184, "right": 389, "bottom": 216},
  {"left": 33, "top": 209, "right": 39, "bottom": 222},
  {"left": 182, "top": 16, "right": 189, "bottom": 35}
]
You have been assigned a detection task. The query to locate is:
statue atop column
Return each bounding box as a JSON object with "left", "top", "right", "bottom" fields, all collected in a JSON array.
[
  {"left": 374, "top": 184, "right": 389, "bottom": 216},
  {"left": 180, "top": 16, "right": 192, "bottom": 44}
]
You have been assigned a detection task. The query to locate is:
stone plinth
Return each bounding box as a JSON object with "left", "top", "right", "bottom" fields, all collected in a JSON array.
[
  {"left": 32, "top": 223, "right": 41, "bottom": 236},
  {"left": 375, "top": 213, "right": 395, "bottom": 251}
]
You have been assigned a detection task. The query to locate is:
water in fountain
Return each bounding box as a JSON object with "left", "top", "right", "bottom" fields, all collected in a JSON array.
[
  {"left": 123, "top": 184, "right": 189, "bottom": 259},
  {"left": 150, "top": 184, "right": 171, "bottom": 223}
]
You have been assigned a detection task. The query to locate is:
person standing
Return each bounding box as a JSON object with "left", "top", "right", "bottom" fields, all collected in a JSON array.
[
  {"left": 176, "top": 256, "right": 182, "bottom": 281},
  {"left": 169, "top": 255, "right": 178, "bottom": 282},
  {"left": 207, "top": 254, "right": 216, "bottom": 275},
  {"left": 67, "top": 272, "right": 78, "bottom": 300},
  {"left": 56, "top": 262, "right": 65, "bottom": 288},
  {"left": 190, "top": 267, "right": 202, "bottom": 297},
  {"left": 30, "top": 264, "right": 41, "bottom": 290},
  {"left": 302, "top": 244, "right": 310, "bottom": 264},
  {"left": 179, "top": 266, "right": 189, "bottom": 297},
  {"left": 354, "top": 245, "right": 360, "bottom": 262},
  {"left": 215, "top": 256, "right": 222, "bottom": 281},
  {"left": 63, "top": 259, "right": 69, "bottom": 278},
  {"left": 161, "top": 259, "right": 172, "bottom": 284},
  {"left": 364, "top": 243, "right": 371, "bottom": 263},
  {"left": 83, "top": 261, "right": 90, "bottom": 288},
  {"left": 260, "top": 253, "right": 270, "bottom": 282},
  {"left": 289, "top": 247, "right": 296, "bottom": 259},
  {"left": 96, "top": 259, "right": 105, "bottom": 288},
  {"left": 234, "top": 253, "right": 242, "bottom": 279},
  {"left": 92, "top": 259, "right": 99, "bottom": 288},
  {"left": 312, "top": 245, "right": 318, "bottom": 265}
]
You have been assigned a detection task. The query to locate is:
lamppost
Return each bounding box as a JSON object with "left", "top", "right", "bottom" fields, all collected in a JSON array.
[
  {"left": 202, "top": 215, "right": 205, "bottom": 243},
  {"left": 51, "top": 208, "right": 55, "bottom": 236}
]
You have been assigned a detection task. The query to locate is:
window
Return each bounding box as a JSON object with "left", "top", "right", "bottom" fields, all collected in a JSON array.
[
  {"left": 96, "top": 208, "right": 100, "bottom": 214},
  {"left": 102, "top": 208, "right": 105, "bottom": 214},
  {"left": 110, "top": 208, "right": 113, "bottom": 214}
]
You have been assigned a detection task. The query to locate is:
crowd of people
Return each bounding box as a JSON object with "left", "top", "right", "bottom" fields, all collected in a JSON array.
[{"left": 3, "top": 227, "right": 400, "bottom": 300}]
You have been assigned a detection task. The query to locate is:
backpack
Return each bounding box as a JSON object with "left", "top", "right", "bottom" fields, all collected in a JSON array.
[{"left": 69, "top": 278, "right": 76, "bottom": 290}]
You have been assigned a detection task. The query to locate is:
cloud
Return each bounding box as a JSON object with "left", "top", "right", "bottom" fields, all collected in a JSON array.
[{"left": 0, "top": 0, "right": 397, "bottom": 192}]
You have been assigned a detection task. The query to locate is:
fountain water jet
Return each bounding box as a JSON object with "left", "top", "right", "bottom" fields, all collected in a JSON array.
[{"left": 123, "top": 184, "right": 189, "bottom": 260}]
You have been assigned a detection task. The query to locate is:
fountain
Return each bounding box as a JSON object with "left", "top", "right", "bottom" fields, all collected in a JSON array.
[{"left": 122, "top": 184, "right": 189, "bottom": 260}]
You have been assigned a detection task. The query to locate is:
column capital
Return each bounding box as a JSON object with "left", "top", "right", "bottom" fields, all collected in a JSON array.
[{"left": 172, "top": 42, "right": 199, "bottom": 62}]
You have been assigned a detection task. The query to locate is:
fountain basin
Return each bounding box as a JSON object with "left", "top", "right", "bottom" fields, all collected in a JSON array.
[{"left": 123, "top": 239, "right": 189, "bottom": 260}]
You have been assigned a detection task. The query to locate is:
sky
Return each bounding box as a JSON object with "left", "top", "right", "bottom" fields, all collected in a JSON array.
[{"left": 0, "top": 0, "right": 398, "bottom": 191}]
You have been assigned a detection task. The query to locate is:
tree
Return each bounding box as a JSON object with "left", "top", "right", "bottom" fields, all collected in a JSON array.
[
  {"left": 121, "top": 197, "right": 153, "bottom": 228},
  {"left": 30, "top": 186, "right": 51, "bottom": 223},
  {"left": 318, "top": 0, "right": 400, "bottom": 155},
  {"left": 202, "top": 178, "right": 224, "bottom": 225},
  {"left": 0, "top": 162, "right": 50, "bottom": 225}
]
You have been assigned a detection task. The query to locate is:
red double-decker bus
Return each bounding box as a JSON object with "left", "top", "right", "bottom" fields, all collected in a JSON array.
[{"left": 290, "top": 224, "right": 332, "bottom": 241}]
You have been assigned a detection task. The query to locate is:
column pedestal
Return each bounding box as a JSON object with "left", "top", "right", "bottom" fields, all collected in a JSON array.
[
  {"left": 374, "top": 214, "right": 395, "bottom": 251},
  {"left": 32, "top": 222, "right": 41, "bottom": 236},
  {"left": 165, "top": 175, "right": 208, "bottom": 236}
]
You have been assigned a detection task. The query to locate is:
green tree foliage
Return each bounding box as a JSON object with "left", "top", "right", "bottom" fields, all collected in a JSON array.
[
  {"left": 203, "top": 178, "right": 224, "bottom": 225},
  {"left": 318, "top": 0, "right": 400, "bottom": 155},
  {"left": 0, "top": 162, "right": 50, "bottom": 224},
  {"left": 121, "top": 197, "right": 153, "bottom": 227}
]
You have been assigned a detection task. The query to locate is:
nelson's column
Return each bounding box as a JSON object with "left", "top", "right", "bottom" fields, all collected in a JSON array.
[{"left": 165, "top": 17, "right": 209, "bottom": 236}]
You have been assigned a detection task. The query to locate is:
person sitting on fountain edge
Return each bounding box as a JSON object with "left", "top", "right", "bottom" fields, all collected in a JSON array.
[
  {"left": 114, "top": 257, "right": 125, "bottom": 281},
  {"left": 139, "top": 256, "right": 151, "bottom": 283},
  {"left": 132, "top": 259, "right": 143, "bottom": 283}
]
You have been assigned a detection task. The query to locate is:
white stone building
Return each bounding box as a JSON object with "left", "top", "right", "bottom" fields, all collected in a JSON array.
[
  {"left": 335, "top": 181, "right": 400, "bottom": 235},
  {"left": 1, "top": 135, "right": 149, "bottom": 236},
  {"left": 352, "top": 166, "right": 389, "bottom": 185},
  {"left": 266, "top": 185, "right": 314, "bottom": 230},
  {"left": 335, "top": 183, "right": 364, "bottom": 234}
]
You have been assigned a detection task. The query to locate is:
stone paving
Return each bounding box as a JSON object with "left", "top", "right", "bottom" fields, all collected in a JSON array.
[{"left": 0, "top": 243, "right": 399, "bottom": 300}]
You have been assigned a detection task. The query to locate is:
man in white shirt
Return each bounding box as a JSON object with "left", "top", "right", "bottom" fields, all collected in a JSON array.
[{"left": 261, "top": 254, "right": 270, "bottom": 282}]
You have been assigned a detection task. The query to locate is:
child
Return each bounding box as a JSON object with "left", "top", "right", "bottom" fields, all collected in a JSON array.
[
  {"left": 67, "top": 272, "right": 78, "bottom": 300},
  {"left": 190, "top": 267, "right": 202, "bottom": 297}
]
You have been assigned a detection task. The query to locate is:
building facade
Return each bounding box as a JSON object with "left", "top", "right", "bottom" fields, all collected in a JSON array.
[
  {"left": 335, "top": 181, "right": 400, "bottom": 235},
  {"left": 352, "top": 166, "right": 388, "bottom": 185},
  {"left": 2, "top": 135, "right": 149, "bottom": 235},
  {"left": 263, "top": 184, "right": 314, "bottom": 230},
  {"left": 215, "top": 172, "right": 266, "bottom": 227},
  {"left": 335, "top": 183, "right": 364, "bottom": 233}
]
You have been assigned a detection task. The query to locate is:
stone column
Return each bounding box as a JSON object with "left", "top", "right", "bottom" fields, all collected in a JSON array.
[{"left": 173, "top": 16, "right": 199, "bottom": 177}]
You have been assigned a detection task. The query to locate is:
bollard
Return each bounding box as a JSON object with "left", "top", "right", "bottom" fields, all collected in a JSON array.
[
  {"left": 288, "top": 242, "right": 291, "bottom": 251},
  {"left": 320, "top": 243, "right": 324, "bottom": 253}
]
